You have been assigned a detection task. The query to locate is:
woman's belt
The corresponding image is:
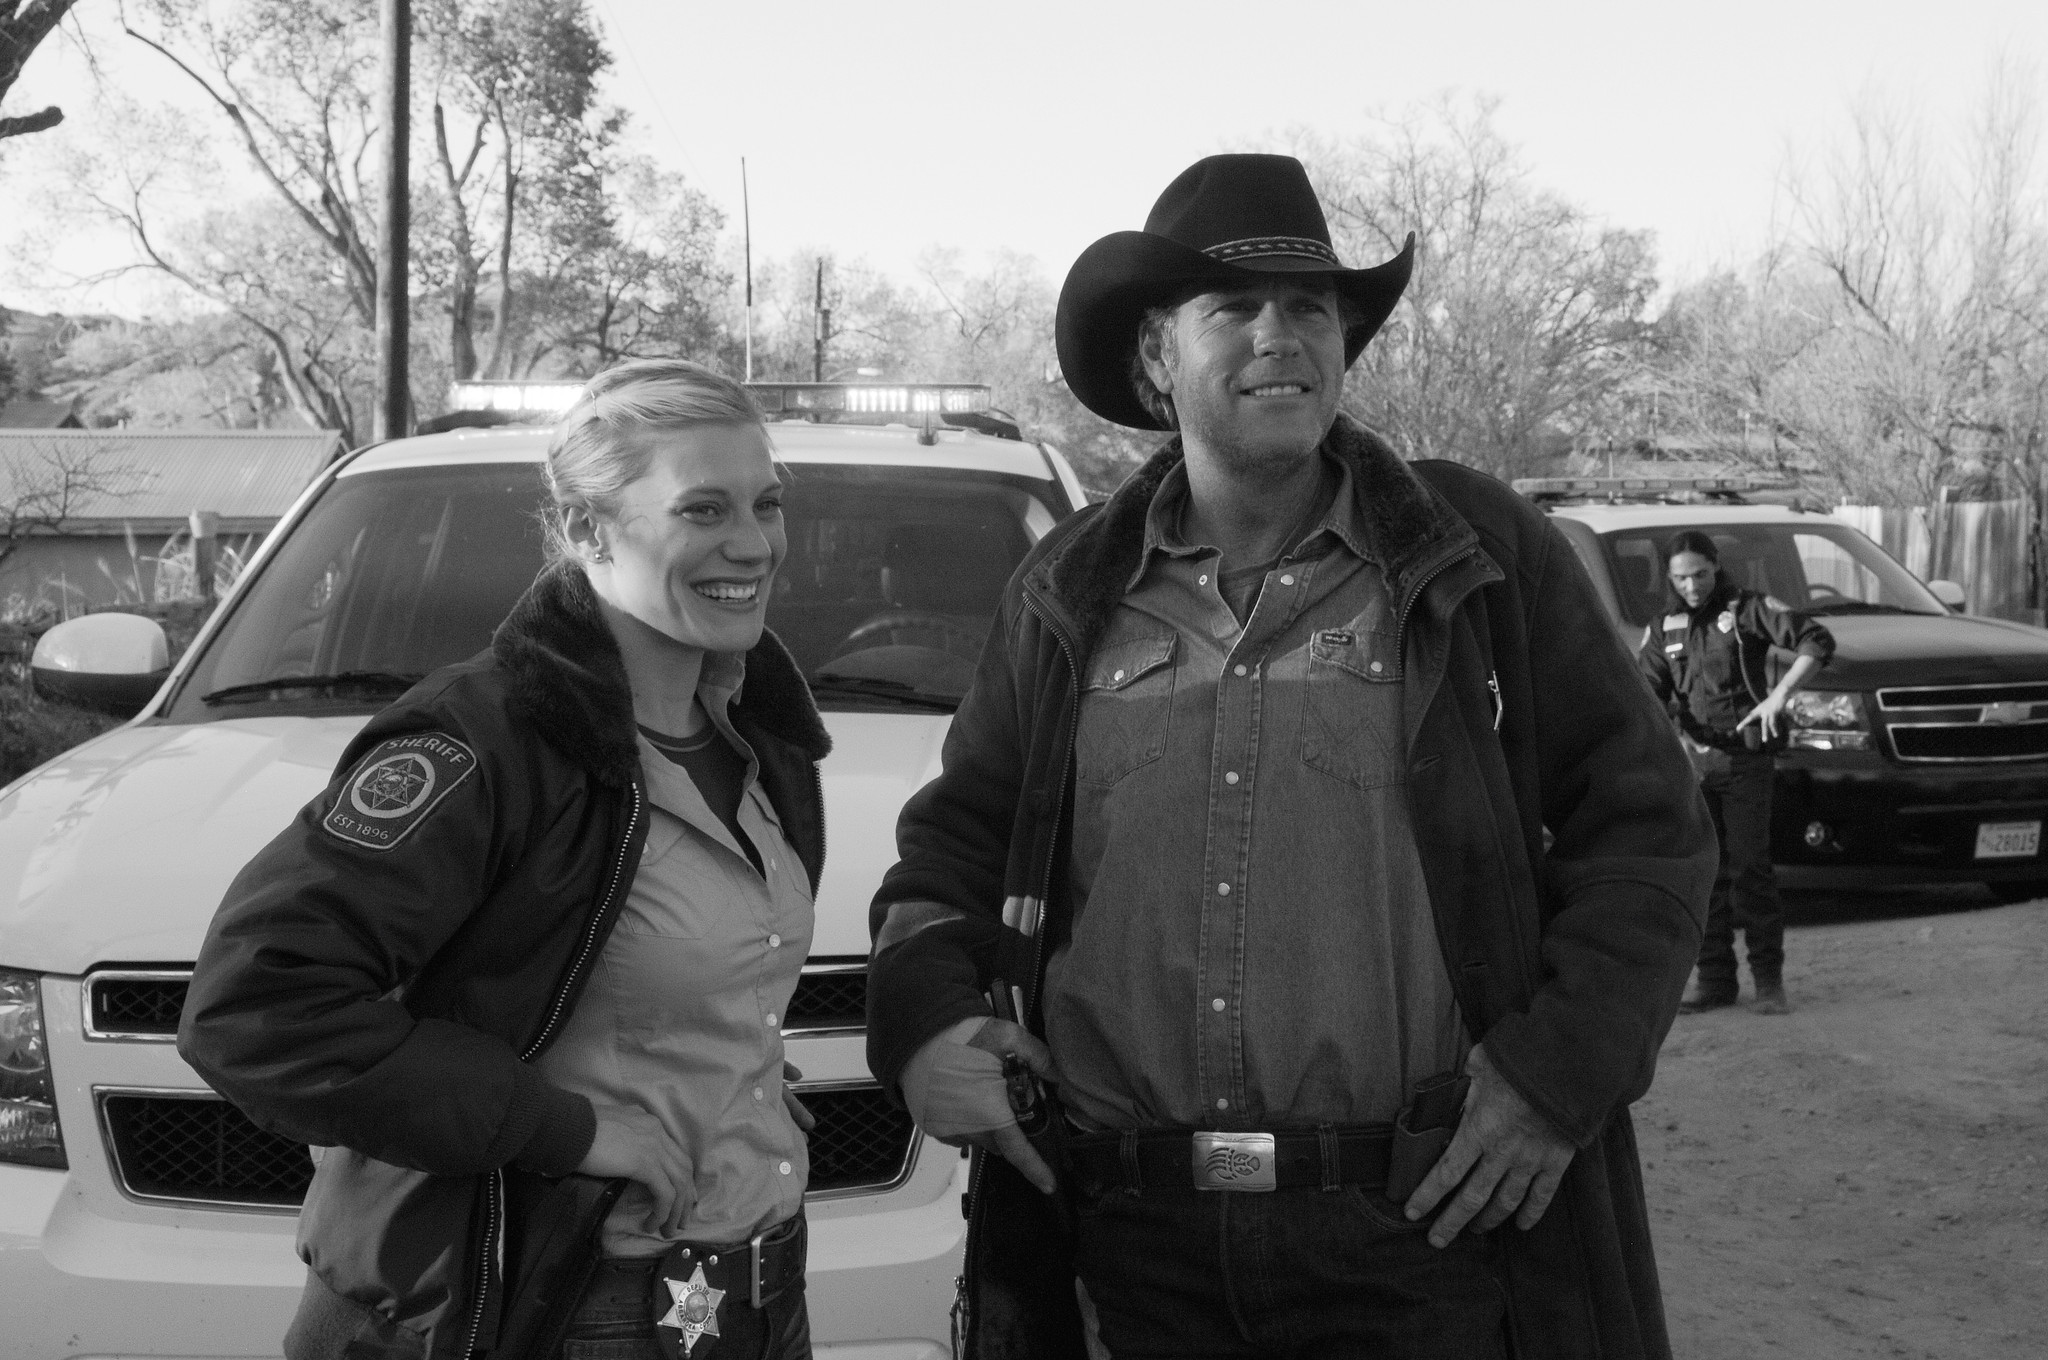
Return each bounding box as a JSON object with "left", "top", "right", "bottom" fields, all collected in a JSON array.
[{"left": 1065, "top": 1125, "right": 1396, "bottom": 1194}]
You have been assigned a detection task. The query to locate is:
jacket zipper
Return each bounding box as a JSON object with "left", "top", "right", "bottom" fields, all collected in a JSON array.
[
  {"left": 460, "top": 781, "right": 644, "bottom": 1355},
  {"left": 810, "top": 761, "right": 827, "bottom": 895},
  {"left": 1393, "top": 548, "right": 1474, "bottom": 666},
  {"left": 460, "top": 1168, "right": 502, "bottom": 1358}
]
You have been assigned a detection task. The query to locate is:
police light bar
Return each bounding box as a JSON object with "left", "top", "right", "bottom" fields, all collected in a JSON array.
[
  {"left": 745, "top": 383, "right": 992, "bottom": 417},
  {"left": 1512, "top": 475, "right": 1779, "bottom": 496},
  {"left": 447, "top": 380, "right": 588, "bottom": 415}
]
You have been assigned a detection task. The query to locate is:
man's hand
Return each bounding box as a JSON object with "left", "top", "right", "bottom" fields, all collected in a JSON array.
[
  {"left": 1402, "top": 1045, "right": 1575, "bottom": 1249},
  {"left": 1737, "top": 691, "right": 1790, "bottom": 741},
  {"left": 782, "top": 1061, "right": 816, "bottom": 1132},
  {"left": 899, "top": 1016, "right": 1060, "bottom": 1194},
  {"left": 576, "top": 1101, "right": 694, "bottom": 1235}
]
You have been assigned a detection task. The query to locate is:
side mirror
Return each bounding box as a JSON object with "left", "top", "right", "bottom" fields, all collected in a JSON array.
[
  {"left": 31, "top": 613, "right": 172, "bottom": 717},
  {"left": 1927, "top": 580, "right": 1967, "bottom": 613}
]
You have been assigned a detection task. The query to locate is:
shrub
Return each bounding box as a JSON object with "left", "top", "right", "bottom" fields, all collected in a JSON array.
[{"left": 0, "top": 685, "right": 122, "bottom": 787}]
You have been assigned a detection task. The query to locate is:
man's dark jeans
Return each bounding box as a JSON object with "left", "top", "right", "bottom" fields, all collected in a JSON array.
[
  {"left": 1071, "top": 1181, "right": 1509, "bottom": 1358},
  {"left": 1698, "top": 748, "right": 1783, "bottom": 988}
]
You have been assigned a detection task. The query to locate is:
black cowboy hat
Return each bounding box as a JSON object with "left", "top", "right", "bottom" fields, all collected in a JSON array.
[{"left": 1055, "top": 153, "right": 1415, "bottom": 431}]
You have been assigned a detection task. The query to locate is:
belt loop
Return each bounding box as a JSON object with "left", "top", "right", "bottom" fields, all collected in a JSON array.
[
  {"left": 1317, "top": 1123, "right": 1341, "bottom": 1192},
  {"left": 1118, "top": 1130, "right": 1143, "bottom": 1196}
]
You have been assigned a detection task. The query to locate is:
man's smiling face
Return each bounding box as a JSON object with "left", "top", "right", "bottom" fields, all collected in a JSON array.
[{"left": 1143, "top": 275, "right": 1347, "bottom": 473}]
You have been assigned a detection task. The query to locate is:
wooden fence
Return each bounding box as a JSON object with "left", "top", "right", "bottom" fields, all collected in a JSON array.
[{"left": 1832, "top": 499, "right": 2040, "bottom": 624}]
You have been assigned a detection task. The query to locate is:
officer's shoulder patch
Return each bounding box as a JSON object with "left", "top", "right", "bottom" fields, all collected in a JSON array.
[{"left": 323, "top": 732, "right": 478, "bottom": 852}]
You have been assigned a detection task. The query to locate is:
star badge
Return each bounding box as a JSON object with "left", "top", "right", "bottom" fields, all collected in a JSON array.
[{"left": 658, "top": 1264, "right": 725, "bottom": 1356}]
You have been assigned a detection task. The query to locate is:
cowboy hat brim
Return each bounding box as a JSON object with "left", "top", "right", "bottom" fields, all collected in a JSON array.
[{"left": 1055, "top": 231, "right": 1415, "bottom": 431}]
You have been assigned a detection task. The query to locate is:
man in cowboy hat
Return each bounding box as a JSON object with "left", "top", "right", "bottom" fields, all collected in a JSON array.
[{"left": 866, "top": 154, "right": 1714, "bottom": 1358}]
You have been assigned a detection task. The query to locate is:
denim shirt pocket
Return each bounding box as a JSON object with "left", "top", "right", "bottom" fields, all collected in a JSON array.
[
  {"left": 1075, "top": 630, "right": 1177, "bottom": 788},
  {"left": 1301, "top": 626, "right": 1404, "bottom": 790}
]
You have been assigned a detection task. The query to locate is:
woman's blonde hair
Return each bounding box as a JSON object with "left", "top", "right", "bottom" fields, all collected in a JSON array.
[{"left": 542, "top": 359, "right": 765, "bottom": 560}]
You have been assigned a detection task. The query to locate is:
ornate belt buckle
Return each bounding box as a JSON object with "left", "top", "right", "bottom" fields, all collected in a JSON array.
[{"left": 1192, "top": 1131, "right": 1277, "bottom": 1191}]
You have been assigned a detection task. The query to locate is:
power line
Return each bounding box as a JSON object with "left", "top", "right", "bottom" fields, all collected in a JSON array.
[{"left": 591, "top": 0, "right": 708, "bottom": 186}]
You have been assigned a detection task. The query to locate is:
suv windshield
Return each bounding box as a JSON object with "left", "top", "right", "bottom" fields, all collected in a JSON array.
[
  {"left": 164, "top": 459, "right": 1064, "bottom": 722},
  {"left": 1599, "top": 521, "right": 1946, "bottom": 628}
]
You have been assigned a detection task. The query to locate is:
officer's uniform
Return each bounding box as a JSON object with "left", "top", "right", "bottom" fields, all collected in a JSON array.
[{"left": 1637, "top": 584, "right": 1834, "bottom": 998}]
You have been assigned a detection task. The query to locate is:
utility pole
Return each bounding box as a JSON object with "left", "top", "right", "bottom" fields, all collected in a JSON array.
[
  {"left": 813, "top": 257, "right": 830, "bottom": 382},
  {"left": 373, "top": 0, "right": 411, "bottom": 441},
  {"left": 741, "top": 158, "right": 753, "bottom": 382}
]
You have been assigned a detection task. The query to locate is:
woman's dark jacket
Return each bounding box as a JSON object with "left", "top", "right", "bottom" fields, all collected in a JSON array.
[
  {"left": 178, "top": 563, "right": 830, "bottom": 1359},
  {"left": 865, "top": 417, "right": 1718, "bottom": 1360}
]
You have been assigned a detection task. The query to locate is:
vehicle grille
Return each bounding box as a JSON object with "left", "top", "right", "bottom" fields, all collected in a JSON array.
[
  {"left": 1877, "top": 682, "right": 2048, "bottom": 763},
  {"left": 87, "top": 973, "right": 189, "bottom": 1038},
  {"left": 786, "top": 964, "right": 866, "bottom": 1034},
  {"left": 100, "top": 1086, "right": 916, "bottom": 1207},
  {"left": 86, "top": 966, "right": 865, "bottom": 1039},
  {"left": 100, "top": 1093, "right": 315, "bottom": 1206}
]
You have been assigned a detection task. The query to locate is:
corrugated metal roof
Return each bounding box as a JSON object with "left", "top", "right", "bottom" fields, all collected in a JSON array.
[{"left": 0, "top": 428, "right": 340, "bottom": 523}]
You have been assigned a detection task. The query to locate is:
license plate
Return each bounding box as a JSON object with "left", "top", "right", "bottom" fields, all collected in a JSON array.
[{"left": 1974, "top": 820, "right": 2042, "bottom": 860}]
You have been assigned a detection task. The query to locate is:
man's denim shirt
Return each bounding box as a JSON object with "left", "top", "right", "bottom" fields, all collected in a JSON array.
[{"left": 1043, "top": 457, "right": 1468, "bottom": 1131}]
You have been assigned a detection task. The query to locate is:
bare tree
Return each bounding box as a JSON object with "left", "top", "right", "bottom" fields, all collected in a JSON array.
[
  {"left": 0, "top": 0, "right": 79, "bottom": 142},
  {"left": 0, "top": 439, "right": 144, "bottom": 570},
  {"left": 1279, "top": 96, "right": 1660, "bottom": 481}
]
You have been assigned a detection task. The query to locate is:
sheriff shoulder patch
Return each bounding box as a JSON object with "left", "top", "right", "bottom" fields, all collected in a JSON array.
[{"left": 323, "top": 733, "right": 478, "bottom": 851}]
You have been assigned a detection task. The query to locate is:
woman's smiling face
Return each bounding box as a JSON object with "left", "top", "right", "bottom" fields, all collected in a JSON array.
[{"left": 590, "top": 422, "right": 786, "bottom": 655}]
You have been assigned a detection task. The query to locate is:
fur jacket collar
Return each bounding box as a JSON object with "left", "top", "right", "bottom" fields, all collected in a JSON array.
[
  {"left": 1028, "top": 414, "right": 1477, "bottom": 658},
  {"left": 490, "top": 560, "right": 831, "bottom": 788}
]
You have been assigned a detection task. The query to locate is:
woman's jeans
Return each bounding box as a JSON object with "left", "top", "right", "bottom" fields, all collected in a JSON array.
[{"left": 560, "top": 1255, "right": 810, "bottom": 1360}]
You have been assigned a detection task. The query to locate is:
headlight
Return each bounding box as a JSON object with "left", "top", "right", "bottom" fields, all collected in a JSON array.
[
  {"left": 1787, "top": 691, "right": 1866, "bottom": 730},
  {"left": 0, "top": 970, "right": 66, "bottom": 1168}
]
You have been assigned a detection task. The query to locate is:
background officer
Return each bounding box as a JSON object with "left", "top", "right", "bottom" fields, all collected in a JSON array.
[{"left": 1640, "top": 528, "right": 1834, "bottom": 1015}]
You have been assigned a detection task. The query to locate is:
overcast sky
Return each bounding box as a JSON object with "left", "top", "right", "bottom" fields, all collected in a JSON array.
[{"left": 5, "top": 0, "right": 2046, "bottom": 311}]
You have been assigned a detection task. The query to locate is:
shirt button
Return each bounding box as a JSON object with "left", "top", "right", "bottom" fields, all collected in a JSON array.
[
  {"left": 1217, "top": 882, "right": 1231, "bottom": 896},
  {"left": 1224, "top": 771, "right": 1239, "bottom": 785},
  {"left": 1233, "top": 664, "right": 1248, "bottom": 677},
  {"left": 1113, "top": 669, "right": 1125, "bottom": 682},
  {"left": 1216, "top": 1098, "right": 1230, "bottom": 1111},
  {"left": 1280, "top": 574, "right": 1295, "bottom": 586},
  {"left": 765, "top": 1013, "right": 778, "bottom": 1027},
  {"left": 754, "top": 1086, "right": 765, "bottom": 1101},
  {"left": 1198, "top": 574, "right": 1209, "bottom": 585},
  {"left": 1211, "top": 997, "right": 1226, "bottom": 1011},
  {"left": 768, "top": 934, "right": 781, "bottom": 947},
  {"left": 779, "top": 1161, "right": 792, "bottom": 1175},
  {"left": 1369, "top": 661, "right": 1385, "bottom": 674}
]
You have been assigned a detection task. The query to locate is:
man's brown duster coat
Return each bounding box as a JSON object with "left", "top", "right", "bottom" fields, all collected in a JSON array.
[{"left": 867, "top": 417, "right": 1718, "bottom": 1359}]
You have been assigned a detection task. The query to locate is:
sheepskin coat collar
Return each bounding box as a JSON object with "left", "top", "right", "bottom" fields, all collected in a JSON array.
[
  {"left": 491, "top": 560, "right": 831, "bottom": 788},
  {"left": 1029, "top": 414, "right": 1476, "bottom": 657}
]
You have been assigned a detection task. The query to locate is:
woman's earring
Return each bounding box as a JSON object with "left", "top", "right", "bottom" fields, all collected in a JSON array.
[{"left": 589, "top": 547, "right": 609, "bottom": 565}]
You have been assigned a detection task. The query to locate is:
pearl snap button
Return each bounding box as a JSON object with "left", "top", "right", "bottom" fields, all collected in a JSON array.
[
  {"left": 1216, "top": 1098, "right": 1229, "bottom": 1111},
  {"left": 765, "top": 1013, "right": 778, "bottom": 1027},
  {"left": 1211, "top": 997, "right": 1226, "bottom": 1011},
  {"left": 779, "top": 1161, "right": 792, "bottom": 1175},
  {"left": 1280, "top": 574, "right": 1295, "bottom": 586},
  {"left": 754, "top": 1087, "right": 765, "bottom": 1101},
  {"left": 1198, "top": 574, "right": 1209, "bottom": 585},
  {"left": 1217, "top": 882, "right": 1231, "bottom": 896},
  {"left": 1370, "top": 661, "right": 1385, "bottom": 673},
  {"left": 1225, "top": 771, "right": 1239, "bottom": 785},
  {"left": 1113, "top": 669, "right": 1125, "bottom": 682},
  {"left": 768, "top": 934, "right": 780, "bottom": 947},
  {"left": 1234, "top": 664, "right": 1247, "bottom": 677}
]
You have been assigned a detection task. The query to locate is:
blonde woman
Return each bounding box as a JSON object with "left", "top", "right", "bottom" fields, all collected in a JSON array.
[{"left": 183, "top": 360, "right": 826, "bottom": 1359}]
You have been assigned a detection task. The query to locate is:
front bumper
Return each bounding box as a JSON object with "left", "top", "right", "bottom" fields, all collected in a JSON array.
[{"left": 1771, "top": 748, "right": 2048, "bottom": 884}]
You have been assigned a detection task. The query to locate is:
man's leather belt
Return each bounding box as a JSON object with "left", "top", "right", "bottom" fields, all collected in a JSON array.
[{"left": 1066, "top": 1125, "right": 1394, "bottom": 1194}]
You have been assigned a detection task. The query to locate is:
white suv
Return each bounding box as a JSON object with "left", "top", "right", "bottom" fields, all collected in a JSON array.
[{"left": 0, "top": 386, "right": 1087, "bottom": 1358}]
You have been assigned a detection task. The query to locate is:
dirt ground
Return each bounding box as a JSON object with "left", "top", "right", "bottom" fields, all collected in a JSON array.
[{"left": 1637, "top": 886, "right": 2048, "bottom": 1359}]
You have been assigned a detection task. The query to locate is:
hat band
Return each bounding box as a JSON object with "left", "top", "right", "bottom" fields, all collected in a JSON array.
[{"left": 1203, "top": 235, "right": 1342, "bottom": 267}]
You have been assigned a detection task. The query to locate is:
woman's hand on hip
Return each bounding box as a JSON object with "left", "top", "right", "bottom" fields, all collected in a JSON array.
[{"left": 577, "top": 1102, "right": 694, "bottom": 1235}]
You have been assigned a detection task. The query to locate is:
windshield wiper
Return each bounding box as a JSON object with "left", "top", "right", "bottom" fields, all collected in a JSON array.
[
  {"left": 1803, "top": 601, "right": 1933, "bottom": 617},
  {"left": 807, "top": 674, "right": 960, "bottom": 711},
  {"left": 203, "top": 670, "right": 426, "bottom": 705}
]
